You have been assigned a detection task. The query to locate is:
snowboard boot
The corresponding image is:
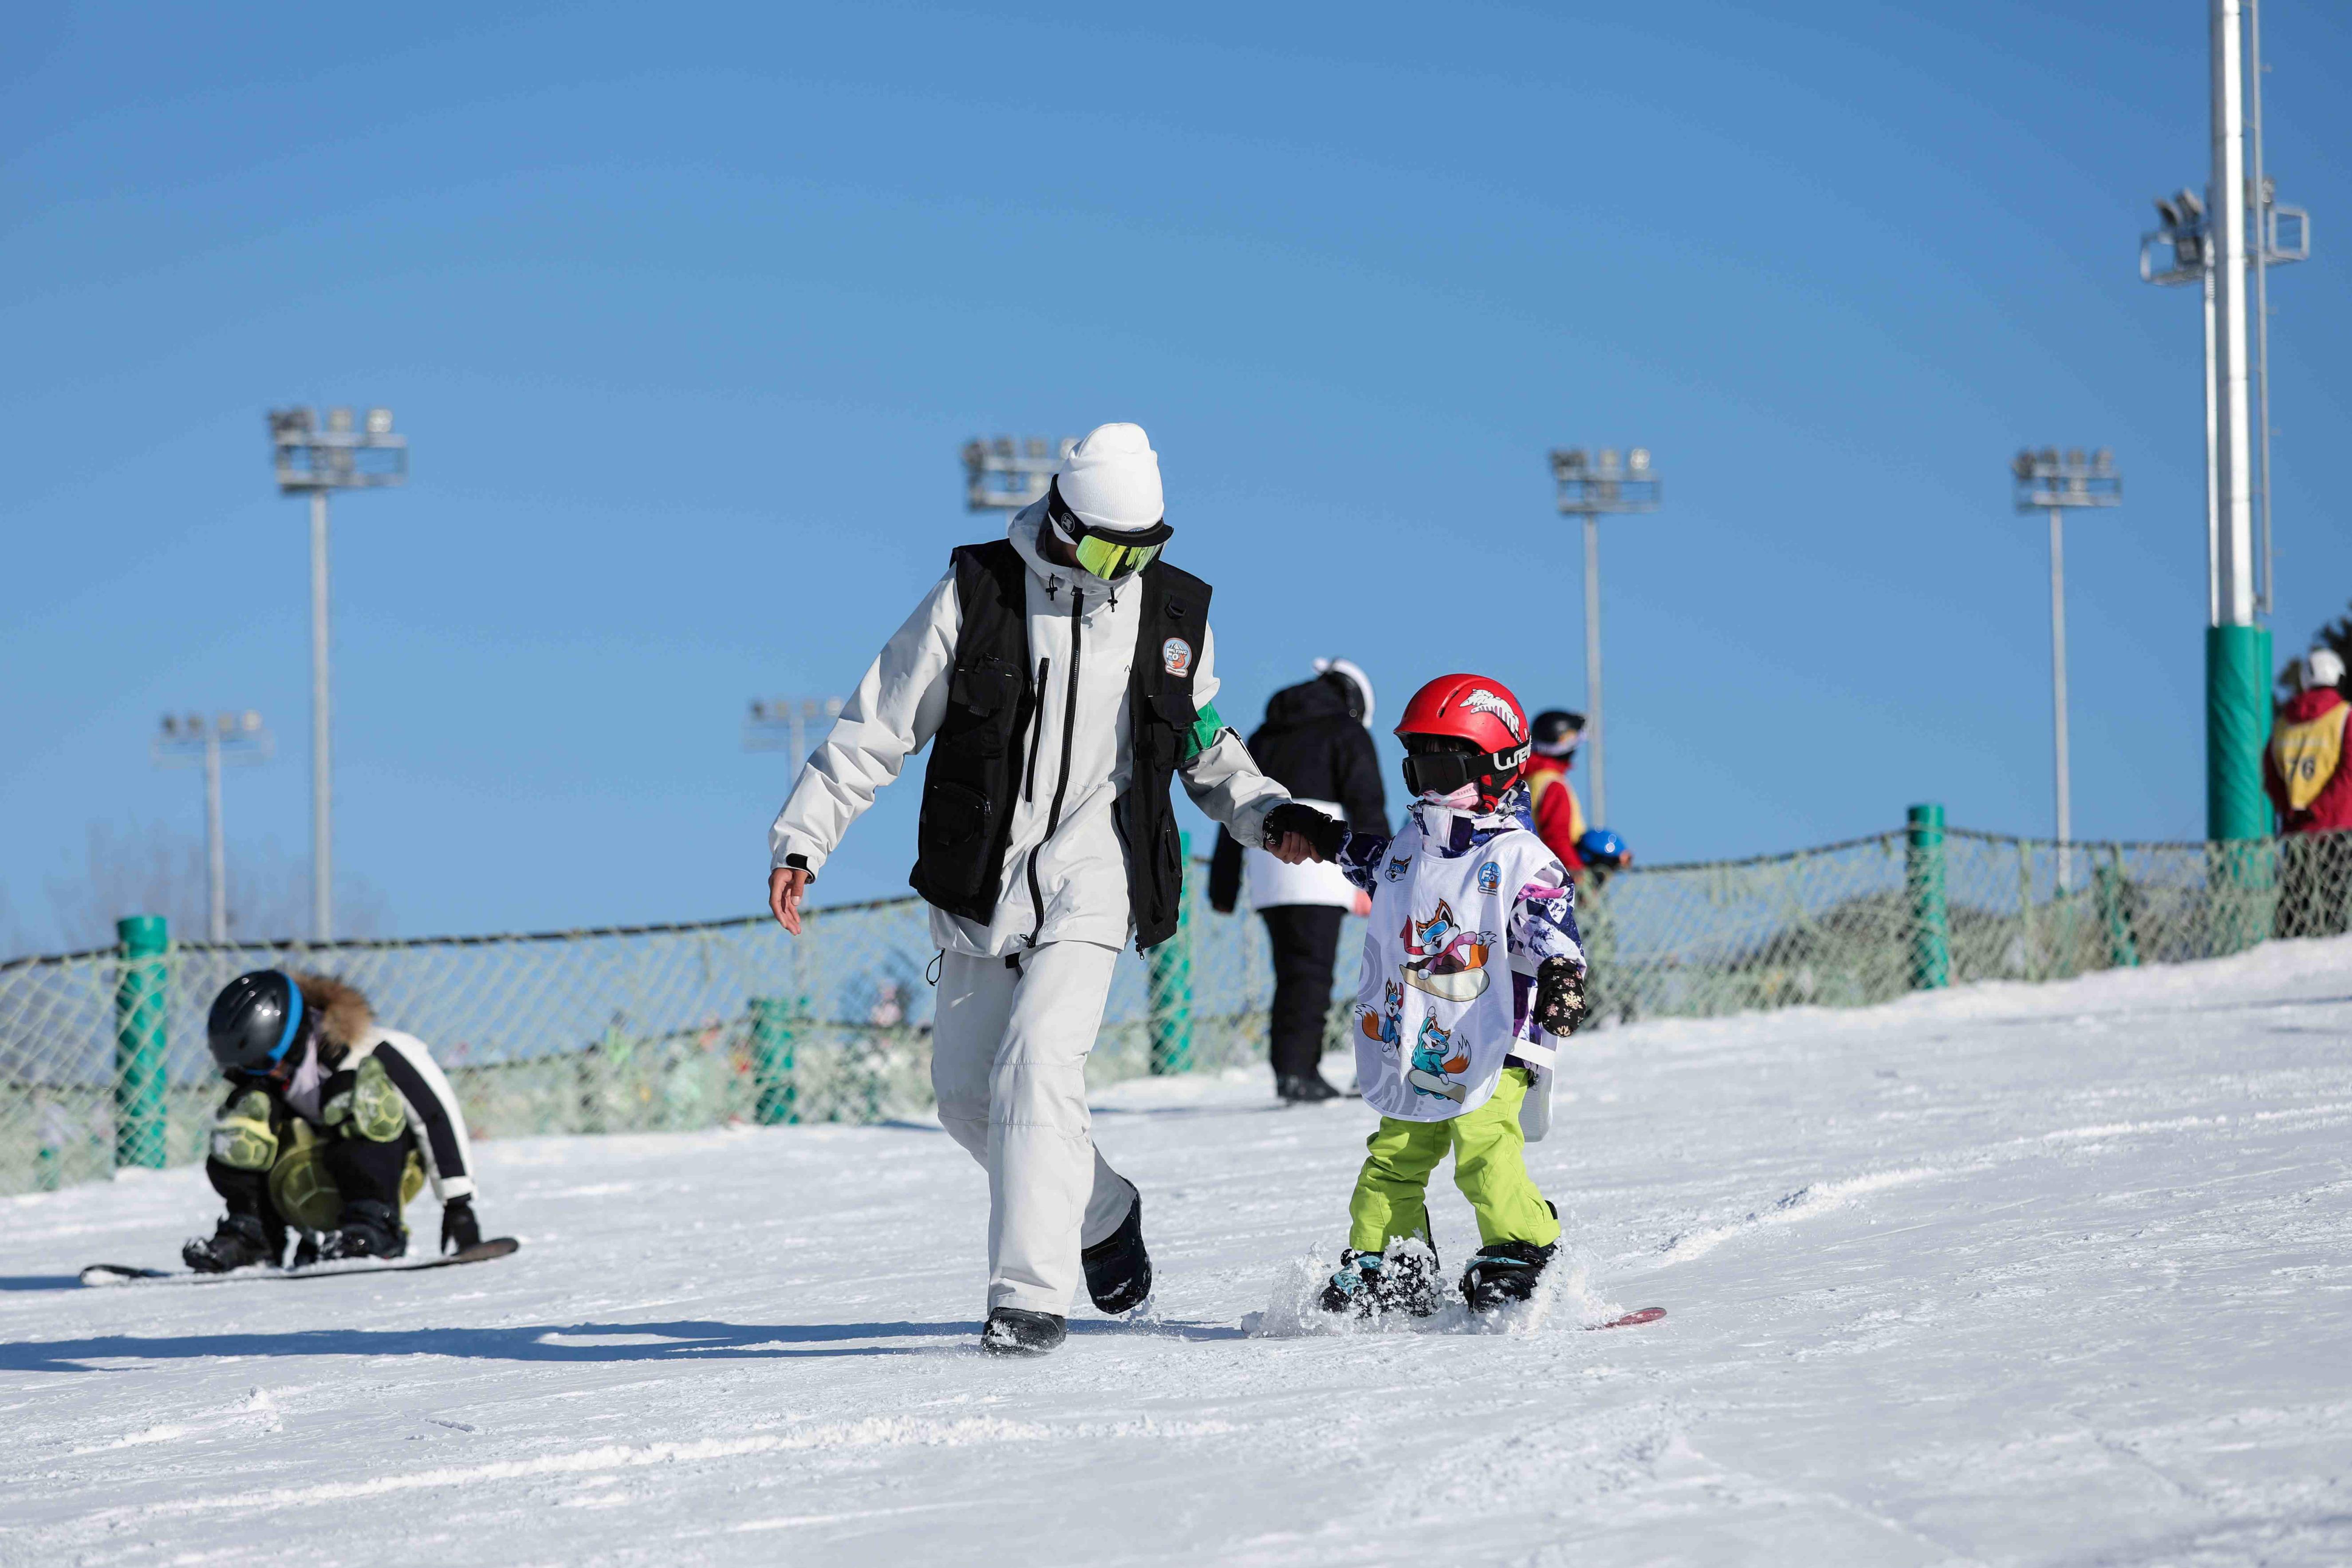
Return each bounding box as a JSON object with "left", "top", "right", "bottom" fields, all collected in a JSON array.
[
  {"left": 1081, "top": 1191, "right": 1153, "bottom": 1314},
  {"left": 181, "top": 1212, "right": 280, "bottom": 1274},
  {"left": 1277, "top": 1072, "right": 1342, "bottom": 1105},
  {"left": 981, "top": 1308, "right": 1068, "bottom": 1356},
  {"left": 1317, "top": 1241, "right": 1444, "bottom": 1319},
  {"left": 316, "top": 1198, "right": 406, "bottom": 1262},
  {"left": 1460, "top": 1238, "right": 1558, "bottom": 1312}
]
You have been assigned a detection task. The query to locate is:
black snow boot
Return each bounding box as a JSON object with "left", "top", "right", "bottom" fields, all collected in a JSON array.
[
  {"left": 1317, "top": 1241, "right": 1444, "bottom": 1319},
  {"left": 182, "top": 1212, "right": 280, "bottom": 1274},
  {"left": 316, "top": 1198, "right": 406, "bottom": 1262},
  {"left": 1080, "top": 1191, "right": 1153, "bottom": 1314},
  {"left": 1459, "top": 1238, "right": 1558, "bottom": 1312},
  {"left": 981, "top": 1308, "right": 1068, "bottom": 1356},
  {"left": 1276, "top": 1072, "right": 1342, "bottom": 1104}
]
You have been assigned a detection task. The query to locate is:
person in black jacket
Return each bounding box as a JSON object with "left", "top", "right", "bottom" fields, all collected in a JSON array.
[{"left": 1210, "top": 659, "right": 1388, "bottom": 1102}]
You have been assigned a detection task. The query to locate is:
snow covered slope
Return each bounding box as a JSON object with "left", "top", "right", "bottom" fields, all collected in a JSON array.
[{"left": 5, "top": 937, "right": 2350, "bottom": 1566}]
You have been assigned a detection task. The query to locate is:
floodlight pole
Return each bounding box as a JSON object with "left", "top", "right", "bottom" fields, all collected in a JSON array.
[
  {"left": 310, "top": 490, "right": 332, "bottom": 941},
  {"left": 1549, "top": 448, "right": 1659, "bottom": 828},
  {"left": 1582, "top": 515, "right": 1606, "bottom": 824},
  {"left": 154, "top": 713, "right": 273, "bottom": 942},
  {"left": 270, "top": 406, "right": 407, "bottom": 943},
  {"left": 2013, "top": 451, "right": 2121, "bottom": 891},
  {"left": 746, "top": 697, "right": 846, "bottom": 776}
]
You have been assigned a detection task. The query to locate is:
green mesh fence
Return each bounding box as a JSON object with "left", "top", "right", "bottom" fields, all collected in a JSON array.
[{"left": 6, "top": 827, "right": 2348, "bottom": 1197}]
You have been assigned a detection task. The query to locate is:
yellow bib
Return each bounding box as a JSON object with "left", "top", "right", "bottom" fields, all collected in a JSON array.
[
  {"left": 1529, "top": 769, "right": 1587, "bottom": 840},
  {"left": 2272, "top": 704, "right": 2348, "bottom": 812}
]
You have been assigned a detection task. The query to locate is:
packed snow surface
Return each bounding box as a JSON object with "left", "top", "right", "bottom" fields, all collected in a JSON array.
[{"left": 6, "top": 938, "right": 2351, "bottom": 1566}]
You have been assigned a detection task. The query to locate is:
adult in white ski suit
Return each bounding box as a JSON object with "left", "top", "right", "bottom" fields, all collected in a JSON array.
[{"left": 767, "top": 424, "right": 1298, "bottom": 1318}]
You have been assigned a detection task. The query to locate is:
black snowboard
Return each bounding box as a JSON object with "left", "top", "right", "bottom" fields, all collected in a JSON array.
[{"left": 80, "top": 1237, "right": 520, "bottom": 1288}]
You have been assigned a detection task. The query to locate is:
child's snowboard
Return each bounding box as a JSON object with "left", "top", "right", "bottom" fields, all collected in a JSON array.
[{"left": 80, "top": 1237, "right": 520, "bottom": 1288}]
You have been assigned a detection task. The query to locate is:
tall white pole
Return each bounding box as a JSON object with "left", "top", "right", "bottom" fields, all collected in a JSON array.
[
  {"left": 1583, "top": 513, "right": 1606, "bottom": 825},
  {"left": 310, "top": 490, "right": 333, "bottom": 944},
  {"left": 2211, "top": 0, "right": 2256, "bottom": 629},
  {"left": 2049, "top": 510, "right": 2072, "bottom": 892},
  {"left": 2202, "top": 257, "right": 2221, "bottom": 627},
  {"left": 204, "top": 726, "right": 227, "bottom": 943},
  {"left": 2248, "top": 0, "right": 2275, "bottom": 614}
]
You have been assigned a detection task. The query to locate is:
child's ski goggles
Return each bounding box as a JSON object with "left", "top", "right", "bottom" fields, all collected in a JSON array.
[
  {"left": 1399, "top": 735, "right": 1531, "bottom": 800},
  {"left": 1047, "top": 481, "right": 1174, "bottom": 581}
]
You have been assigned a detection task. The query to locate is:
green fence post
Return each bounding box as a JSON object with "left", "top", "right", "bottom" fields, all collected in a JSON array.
[
  {"left": 1905, "top": 804, "right": 1950, "bottom": 991},
  {"left": 113, "top": 914, "right": 170, "bottom": 1170},
  {"left": 2206, "top": 623, "right": 2277, "bottom": 954},
  {"left": 2096, "top": 852, "right": 2139, "bottom": 969},
  {"left": 749, "top": 996, "right": 799, "bottom": 1125},
  {"left": 1148, "top": 831, "right": 1195, "bottom": 1075}
]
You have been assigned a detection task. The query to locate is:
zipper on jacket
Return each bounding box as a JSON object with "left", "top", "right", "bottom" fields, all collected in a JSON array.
[
  {"left": 1026, "top": 587, "right": 1085, "bottom": 946},
  {"left": 1024, "top": 658, "right": 1049, "bottom": 805}
]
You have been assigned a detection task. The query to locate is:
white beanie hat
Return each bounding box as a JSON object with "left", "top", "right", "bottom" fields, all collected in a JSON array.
[
  {"left": 1313, "top": 657, "right": 1375, "bottom": 729},
  {"left": 2308, "top": 648, "right": 2346, "bottom": 689},
  {"left": 1054, "top": 423, "right": 1164, "bottom": 534}
]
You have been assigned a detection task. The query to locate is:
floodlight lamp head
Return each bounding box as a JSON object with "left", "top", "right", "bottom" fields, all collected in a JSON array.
[
  {"left": 991, "top": 436, "right": 1013, "bottom": 458},
  {"left": 2156, "top": 197, "right": 2181, "bottom": 229},
  {"left": 2093, "top": 448, "right": 2114, "bottom": 472},
  {"left": 365, "top": 407, "right": 393, "bottom": 436},
  {"left": 2038, "top": 447, "right": 2060, "bottom": 469},
  {"left": 2012, "top": 450, "right": 2032, "bottom": 480},
  {"left": 1597, "top": 448, "right": 1620, "bottom": 473},
  {"left": 2065, "top": 448, "right": 2084, "bottom": 469},
  {"left": 242, "top": 710, "right": 262, "bottom": 731},
  {"left": 161, "top": 714, "right": 177, "bottom": 737},
  {"left": 328, "top": 407, "right": 354, "bottom": 433},
  {"left": 1628, "top": 447, "right": 1651, "bottom": 475},
  {"left": 2177, "top": 189, "right": 2204, "bottom": 221}
]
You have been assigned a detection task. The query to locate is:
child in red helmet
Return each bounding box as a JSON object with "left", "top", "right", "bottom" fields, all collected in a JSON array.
[{"left": 1315, "top": 674, "right": 1591, "bottom": 1316}]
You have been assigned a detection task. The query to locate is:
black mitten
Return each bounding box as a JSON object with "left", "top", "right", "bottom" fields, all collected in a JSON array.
[
  {"left": 1534, "top": 957, "right": 1588, "bottom": 1038},
  {"left": 441, "top": 1196, "right": 482, "bottom": 1254},
  {"left": 1261, "top": 803, "right": 1346, "bottom": 862}
]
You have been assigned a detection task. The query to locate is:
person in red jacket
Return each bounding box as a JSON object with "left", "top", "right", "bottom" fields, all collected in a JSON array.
[
  {"left": 1521, "top": 711, "right": 1588, "bottom": 875},
  {"left": 2265, "top": 648, "right": 2352, "bottom": 936}
]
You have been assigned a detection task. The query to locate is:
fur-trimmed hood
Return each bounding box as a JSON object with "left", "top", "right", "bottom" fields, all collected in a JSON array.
[{"left": 291, "top": 972, "right": 374, "bottom": 1053}]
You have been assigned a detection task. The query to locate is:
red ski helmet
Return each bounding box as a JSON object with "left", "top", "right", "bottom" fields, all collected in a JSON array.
[{"left": 1394, "top": 674, "right": 1531, "bottom": 807}]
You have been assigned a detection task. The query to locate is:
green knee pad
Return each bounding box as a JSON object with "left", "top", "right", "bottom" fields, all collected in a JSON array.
[
  {"left": 268, "top": 1122, "right": 343, "bottom": 1230},
  {"left": 324, "top": 1054, "right": 410, "bottom": 1143}
]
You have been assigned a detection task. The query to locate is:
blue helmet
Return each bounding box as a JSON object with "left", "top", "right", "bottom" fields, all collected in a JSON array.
[{"left": 1576, "top": 828, "right": 1627, "bottom": 869}]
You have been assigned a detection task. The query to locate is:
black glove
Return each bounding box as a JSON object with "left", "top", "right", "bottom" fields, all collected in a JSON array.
[
  {"left": 441, "top": 1195, "right": 482, "bottom": 1255},
  {"left": 1261, "top": 803, "right": 1347, "bottom": 863},
  {"left": 1534, "top": 957, "right": 1588, "bottom": 1038}
]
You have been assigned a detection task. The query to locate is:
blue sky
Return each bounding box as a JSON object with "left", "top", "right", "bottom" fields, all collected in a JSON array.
[{"left": 4, "top": 1, "right": 2347, "bottom": 947}]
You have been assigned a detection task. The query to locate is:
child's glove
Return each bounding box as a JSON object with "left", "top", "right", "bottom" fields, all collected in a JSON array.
[
  {"left": 441, "top": 1196, "right": 482, "bottom": 1255},
  {"left": 1534, "top": 957, "right": 1588, "bottom": 1037},
  {"left": 1261, "top": 803, "right": 1347, "bottom": 863}
]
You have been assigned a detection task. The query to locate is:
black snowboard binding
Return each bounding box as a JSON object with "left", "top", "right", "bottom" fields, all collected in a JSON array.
[
  {"left": 182, "top": 1212, "right": 281, "bottom": 1274},
  {"left": 1459, "top": 1238, "right": 1558, "bottom": 1312},
  {"left": 981, "top": 1308, "right": 1068, "bottom": 1356},
  {"left": 1317, "top": 1239, "right": 1444, "bottom": 1319},
  {"left": 315, "top": 1198, "right": 406, "bottom": 1262},
  {"left": 1081, "top": 1190, "right": 1153, "bottom": 1314}
]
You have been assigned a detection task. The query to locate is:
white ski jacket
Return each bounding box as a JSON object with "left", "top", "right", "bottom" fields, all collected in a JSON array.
[{"left": 770, "top": 504, "right": 1293, "bottom": 957}]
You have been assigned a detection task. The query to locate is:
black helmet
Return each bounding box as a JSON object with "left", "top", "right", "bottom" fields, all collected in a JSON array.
[
  {"left": 207, "top": 970, "right": 307, "bottom": 1075},
  {"left": 1531, "top": 710, "right": 1585, "bottom": 757}
]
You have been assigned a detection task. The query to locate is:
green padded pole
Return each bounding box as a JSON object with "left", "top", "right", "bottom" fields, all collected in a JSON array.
[
  {"left": 2206, "top": 625, "right": 2277, "bottom": 955},
  {"left": 1906, "top": 804, "right": 1950, "bottom": 991},
  {"left": 749, "top": 996, "right": 799, "bottom": 1125},
  {"left": 113, "top": 914, "right": 170, "bottom": 1170},
  {"left": 2206, "top": 624, "right": 2274, "bottom": 840},
  {"left": 1148, "top": 831, "right": 1195, "bottom": 1076}
]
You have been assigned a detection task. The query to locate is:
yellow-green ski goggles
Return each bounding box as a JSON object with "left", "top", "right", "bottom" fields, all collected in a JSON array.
[{"left": 1048, "top": 481, "right": 1174, "bottom": 580}]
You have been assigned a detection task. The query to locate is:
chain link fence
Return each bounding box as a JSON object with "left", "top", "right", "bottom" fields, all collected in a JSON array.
[{"left": 6, "top": 824, "right": 2348, "bottom": 1198}]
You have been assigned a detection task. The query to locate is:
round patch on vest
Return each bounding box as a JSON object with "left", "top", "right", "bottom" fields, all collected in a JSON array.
[{"left": 1162, "top": 637, "right": 1194, "bottom": 677}]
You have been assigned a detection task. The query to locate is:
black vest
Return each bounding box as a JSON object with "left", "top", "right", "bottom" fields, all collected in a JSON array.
[{"left": 908, "top": 540, "right": 1208, "bottom": 951}]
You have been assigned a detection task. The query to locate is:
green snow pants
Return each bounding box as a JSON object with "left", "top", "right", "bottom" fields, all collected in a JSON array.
[{"left": 1347, "top": 1067, "right": 1561, "bottom": 1254}]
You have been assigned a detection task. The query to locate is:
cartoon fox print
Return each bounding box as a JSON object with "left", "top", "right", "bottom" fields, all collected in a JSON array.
[
  {"left": 1359, "top": 977, "right": 1403, "bottom": 1048},
  {"left": 1405, "top": 1014, "right": 1472, "bottom": 1103}
]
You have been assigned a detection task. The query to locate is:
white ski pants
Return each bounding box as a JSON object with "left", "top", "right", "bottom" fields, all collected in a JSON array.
[{"left": 933, "top": 942, "right": 1138, "bottom": 1314}]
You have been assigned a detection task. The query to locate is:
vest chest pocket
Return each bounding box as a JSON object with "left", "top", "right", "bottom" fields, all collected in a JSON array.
[
  {"left": 939, "top": 657, "right": 1021, "bottom": 757},
  {"left": 1144, "top": 688, "right": 1196, "bottom": 769},
  {"left": 917, "top": 778, "right": 997, "bottom": 896}
]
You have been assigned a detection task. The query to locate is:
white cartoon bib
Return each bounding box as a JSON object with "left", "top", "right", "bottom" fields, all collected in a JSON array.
[{"left": 1350, "top": 817, "right": 1556, "bottom": 1123}]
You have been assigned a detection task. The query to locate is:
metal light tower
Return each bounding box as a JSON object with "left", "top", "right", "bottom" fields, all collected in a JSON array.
[
  {"left": 2012, "top": 449, "right": 2121, "bottom": 890},
  {"left": 963, "top": 435, "right": 1076, "bottom": 512},
  {"left": 1548, "top": 446, "right": 1660, "bottom": 825},
  {"left": 153, "top": 710, "right": 273, "bottom": 942},
  {"left": 269, "top": 405, "right": 406, "bottom": 942},
  {"left": 2139, "top": 0, "right": 2308, "bottom": 841},
  {"left": 747, "top": 697, "right": 845, "bottom": 776}
]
